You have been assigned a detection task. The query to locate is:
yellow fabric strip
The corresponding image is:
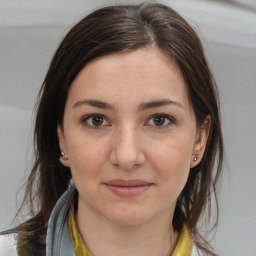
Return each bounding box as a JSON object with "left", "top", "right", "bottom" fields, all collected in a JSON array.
[
  {"left": 172, "top": 224, "right": 193, "bottom": 256},
  {"left": 69, "top": 212, "right": 192, "bottom": 256},
  {"left": 68, "top": 213, "right": 93, "bottom": 256}
]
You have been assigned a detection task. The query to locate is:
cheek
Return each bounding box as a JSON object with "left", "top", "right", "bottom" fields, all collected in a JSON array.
[
  {"left": 65, "top": 134, "right": 110, "bottom": 180},
  {"left": 151, "top": 133, "right": 194, "bottom": 170},
  {"left": 150, "top": 137, "right": 194, "bottom": 194},
  {"left": 154, "top": 149, "right": 191, "bottom": 183}
]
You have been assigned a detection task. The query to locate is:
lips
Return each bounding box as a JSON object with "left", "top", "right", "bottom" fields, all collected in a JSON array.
[{"left": 103, "top": 179, "right": 153, "bottom": 197}]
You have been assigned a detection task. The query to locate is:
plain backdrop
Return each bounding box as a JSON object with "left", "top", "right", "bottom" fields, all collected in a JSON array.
[{"left": 0, "top": 0, "right": 256, "bottom": 255}]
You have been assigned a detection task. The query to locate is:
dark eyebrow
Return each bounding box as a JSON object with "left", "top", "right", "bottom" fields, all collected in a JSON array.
[
  {"left": 73, "top": 99, "right": 115, "bottom": 110},
  {"left": 139, "top": 99, "right": 184, "bottom": 111},
  {"left": 73, "top": 99, "right": 184, "bottom": 111}
]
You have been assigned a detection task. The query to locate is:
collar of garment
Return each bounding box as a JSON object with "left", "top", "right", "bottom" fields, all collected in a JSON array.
[
  {"left": 68, "top": 211, "right": 193, "bottom": 256},
  {"left": 46, "top": 184, "right": 195, "bottom": 256}
]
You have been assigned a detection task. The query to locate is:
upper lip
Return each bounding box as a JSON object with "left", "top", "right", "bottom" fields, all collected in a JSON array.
[{"left": 103, "top": 179, "right": 153, "bottom": 187}]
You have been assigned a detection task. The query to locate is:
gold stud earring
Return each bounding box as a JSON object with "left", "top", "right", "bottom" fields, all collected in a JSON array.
[{"left": 60, "top": 151, "right": 68, "bottom": 161}]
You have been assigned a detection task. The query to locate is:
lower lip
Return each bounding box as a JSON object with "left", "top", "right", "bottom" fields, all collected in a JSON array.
[{"left": 105, "top": 184, "right": 152, "bottom": 197}]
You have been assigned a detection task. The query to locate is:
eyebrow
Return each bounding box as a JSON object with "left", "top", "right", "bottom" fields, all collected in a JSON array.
[
  {"left": 138, "top": 99, "right": 184, "bottom": 111},
  {"left": 73, "top": 99, "right": 184, "bottom": 111},
  {"left": 73, "top": 99, "right": 115, "bottom": 110}
]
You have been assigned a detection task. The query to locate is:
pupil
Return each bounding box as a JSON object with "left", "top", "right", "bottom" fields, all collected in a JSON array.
[
  {"left": 154, "top": 116, "right": 165, "bottom": 126},
  {"left": 92, "top": 116, "right": 103, "bottom": 126}
]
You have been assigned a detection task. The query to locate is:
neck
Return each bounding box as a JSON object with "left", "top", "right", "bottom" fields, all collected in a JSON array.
[{"left": 76, "top": 204, "right": 179, "bottom": 256}]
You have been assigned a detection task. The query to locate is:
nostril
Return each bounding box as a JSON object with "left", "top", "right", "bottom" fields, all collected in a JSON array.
[
  {"left": 109, "top": 146, "right": 145, "bottom": 170},
  {"left": 109, "top": 129, "right": 146, "bottom": 170}
]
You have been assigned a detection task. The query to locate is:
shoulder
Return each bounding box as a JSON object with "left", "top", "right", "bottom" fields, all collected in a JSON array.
[
  {"left": 191, "top": 244, "right": 213, "bottom": 256},
  {"left": 0, "top": 229, "right": 46, "bottom": 256},
  {"left": 191, "top": 245, "right": 198, "bottom": 256},
  {"left": 192, "top": 245, "right": 207, "bottom": 256},
  {"left": 0, "top": 232, "right": 18, "bottom": 256}
]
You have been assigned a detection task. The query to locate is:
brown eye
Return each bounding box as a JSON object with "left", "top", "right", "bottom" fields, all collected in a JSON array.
[
  {"left": 153, "top": 116, "right": 166, "bottom": 126},
  {"left": 83, "top": 114, "right": 109, "bottom": 128},
  {"left": 147, "top": 114, "right": 174, "bottom": 128},
  {"left": 92, "top": 115, "right": 104, "bottom": 126}
]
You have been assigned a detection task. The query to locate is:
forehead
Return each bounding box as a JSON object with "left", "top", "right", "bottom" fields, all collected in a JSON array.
[{"left": 66, "top": 48, "right": 191, "bottom": 109}]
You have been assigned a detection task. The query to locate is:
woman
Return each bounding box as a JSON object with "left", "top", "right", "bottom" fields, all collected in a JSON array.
[{"left": 0, "top": 3, "right": 223, "bottom": 256}]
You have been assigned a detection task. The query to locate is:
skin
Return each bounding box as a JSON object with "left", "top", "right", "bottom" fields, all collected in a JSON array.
[{"left": 58, "top": 48, "right": 210, "bottom": 256}]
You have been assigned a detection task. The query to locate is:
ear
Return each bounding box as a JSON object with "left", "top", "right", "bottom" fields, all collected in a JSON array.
[
  {"left": 57, "top": 124, "right": 70, "bottom": 167},
  {"left": 190, "top": 115, "right": 211, "bottom": 168}
]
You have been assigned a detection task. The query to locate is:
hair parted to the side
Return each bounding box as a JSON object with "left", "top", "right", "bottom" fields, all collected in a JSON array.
[{"left": 17, "top": 3, "right": 223, "bottom": 255}]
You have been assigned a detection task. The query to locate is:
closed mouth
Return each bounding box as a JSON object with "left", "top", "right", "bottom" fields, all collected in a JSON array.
[{"left": 103, "top": 179, "right": 153, "bottom": 197}]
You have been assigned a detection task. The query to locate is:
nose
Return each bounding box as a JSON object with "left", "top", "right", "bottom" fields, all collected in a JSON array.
[{"left": 109, "top": 127, "right": 145, "bottom": 170}]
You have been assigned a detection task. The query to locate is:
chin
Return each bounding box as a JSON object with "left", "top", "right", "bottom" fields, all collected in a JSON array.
[
  {"left": 104, "top": 206, "right": 155, "bottom": 226},
  {"left": 109, "top": 215, "right": 150, "bottom": 226}
]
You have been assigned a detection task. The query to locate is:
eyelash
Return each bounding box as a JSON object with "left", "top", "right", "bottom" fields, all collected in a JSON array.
[
  {"left": 145, "top": 113, "right": 176, "bottom": 129},
  {"left": 81, "top": 114, "right": 110, "bottom": 129},
  {"left": 81, "top": 113, "right": 176, "bottom": 129}
]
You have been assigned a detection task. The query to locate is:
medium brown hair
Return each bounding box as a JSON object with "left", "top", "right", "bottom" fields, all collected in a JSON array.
[{"left": 18, "top": 3, "right": 223, "bottom": 255}]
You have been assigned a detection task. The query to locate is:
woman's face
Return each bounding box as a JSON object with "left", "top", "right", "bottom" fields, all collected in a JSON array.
[{"left": 58, "top": 48, "right": 209, "bottom": 226}]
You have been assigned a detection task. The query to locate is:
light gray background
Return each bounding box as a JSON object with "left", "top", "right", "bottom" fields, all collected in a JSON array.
[{"left": 0, "top": 0, "right": 256, "bottom": 255}]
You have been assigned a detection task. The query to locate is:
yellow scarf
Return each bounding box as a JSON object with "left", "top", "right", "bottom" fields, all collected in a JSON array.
[{"left": 68, "top": 214, "right": 192, "bottom": 256}]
